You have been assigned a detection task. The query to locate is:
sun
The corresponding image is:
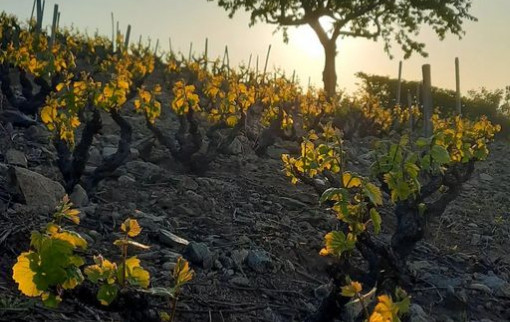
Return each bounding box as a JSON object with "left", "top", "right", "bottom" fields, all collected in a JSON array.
[{"left": 289, "top": 26, "right": 323, "bottom": 60}]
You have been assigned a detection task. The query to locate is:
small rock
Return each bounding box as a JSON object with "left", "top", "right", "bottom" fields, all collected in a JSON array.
[
  {"left": 0, "top": 163, "right": 8, "bottom": 177},
  {"left": 228, "top": 137, "right": 243, "bottom": 155},
  {"left": 230, "top": 249, "right": 249, "bottom": 267},
  {"left": 266, "top": 146, "right": 289, "bottom": 159},
  {"left": 8, "top": 166, "right": 65, "bottom": 209},
  {"left": 88, "top": 230, "right": 101, "bottom": 241},
  {"left": 118, "top": 175, "right": 136, "bottom": 185},
  {"left": 469, "top": 283, "right": 492, "bottom": 294},
  {"left": 159, "top": 229, "right": 189, "bottom": 248},
  {"left": 162, "top": 261, "right": 175, "bottom": 271},
  {"left": 480, "top": 173, "right": 494, "bottom": 181},
  {"left": 161, "top": 250, "right": 183, "bottom": 262},
  {"left": 178, "top": 176, "right": 199, "bottom": 191},
  {"left": 88, "top": 147, "right": 102, "bottom": 166},
  {"left": 279, "top": 196, "right": 308, "bottom": 210},
  {"left": 5, "top": 149, "right": 27, "bottom": 168},
  {"left": 237, "top": 235, "right": 251, "bottom": 245},
  {"left": 124, "top": 160, "right": 163, "bottom": 181},
  {"left": 314, "top": 284, "right": 331, "bottom": 300},
  {"left": 25, "top": 125, "right": 51, "bottom": 143},
  {"left": 185, "top": 190, "right": 204, "bottom": 205},
  {"left": 102, "top": 146, "right": 118, "bottom": 159},
  {"left": 230, "top": 276, "right": 250, "bottom": 287},
  {"left": 471, "top": 234, "right": 481, "bottom": 245},
  {"left": 409, "top": 260, "right": 433, "bottom": 273},
  {"left": 184, "top": 242, "right": 212, "bottom": 268},
  {"left": 409, "top": 304, "right": 433, "bottom": 322},
  {"left": 79, "top": 204, "right": 97, "bottom": 217},
  {"left": 262, "top": 307, "right": 282, "bottom": 322},
  {"left": 219, "top": 255, "right": 235, "bottom": 269},
  {"left": 70, "top": 184, "right": 89, "bottom": 207},
  {"left": 246, "top": 250, "right": 272, "bottom": 273}
]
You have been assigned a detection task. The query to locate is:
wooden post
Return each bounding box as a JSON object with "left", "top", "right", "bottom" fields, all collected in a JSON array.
[
  {"left": 111, "top": 12, "right": 115, "bottom": 52},
  {"left": 41, "top": 0, "right": 46, "bottom": 21},
  {"left": 138, "top": 35, "right": 142, "bottom": 48},
  {"left": 154, "top": 39, "right": 159, "bottom": 55},
  {"left": 396, "top": 60, "right": 402, "bottom": 106},
  {"left": 57, "top": 11, "right": 60, "bottom": 30},
  {"left": 30, "top": 0, "right": 36, "bottom": 28},
  {"left": 222, "top": 45, "right": 229, "bottom": 69},
  {"left": 116, "top": 21, "right": 120, "bottom": 50},
  {"left": 169, "top": 38, "right": 172, "bottom": 53},
  {"left": 204, "top": 38, "right": 208, "bottom": 68},
  {"left": 415, "top": 82, "right": 421, "bottom": 106},
  {"left": 422, "top": 64, "right": 433, "bottom": 137},
  {"left": 308, "top": 76, "right": 311, "bottom": 89},
  {"left": 407, "top": 90, "right": 413, "bottom": 132},
  {"left": 49, "top": 4, "right": 58, "bottom": 47},
  {"left": 247, "top": 53, "right": 252, "bottom": 71},
  {"left": 263, "top": 44, "right": 271, "bottom": 79},
  {"left": 188, "top": 42, "right": 193, "bottom": 61},
  {"left": 36, "top": 0, "right": 43, "bottom": 32},
  {"left": 124, "top": 25, "right": 131, "bottom": 51},
  {"left": 455, "top": 57, "right": 461, "bottom": 115},
  {"left": 256, "top": 55, "right": 259, "bottom": 75},
  {"left": 292, "top": 70, "right": 296, "bottom": 84}
]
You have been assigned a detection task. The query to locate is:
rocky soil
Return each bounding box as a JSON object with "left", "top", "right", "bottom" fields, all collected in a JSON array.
[{"left": 0, "top": 105, "right": 509, "bottom": 322}]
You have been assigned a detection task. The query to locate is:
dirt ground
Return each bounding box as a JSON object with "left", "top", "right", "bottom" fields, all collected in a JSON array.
[{"left": 0, "top": 96, "right": 509, "bottom": 322}]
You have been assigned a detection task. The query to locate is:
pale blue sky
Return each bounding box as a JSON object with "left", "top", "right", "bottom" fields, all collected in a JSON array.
[{"left": 2, "top": 0, "right": 509, "bottom": 94}]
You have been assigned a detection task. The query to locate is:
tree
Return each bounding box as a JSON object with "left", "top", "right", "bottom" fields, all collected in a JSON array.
[{"left": 208, "top": 0, "right": 476, "bottom": 97}]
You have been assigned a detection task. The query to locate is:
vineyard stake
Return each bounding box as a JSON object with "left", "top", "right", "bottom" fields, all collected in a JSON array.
[
  {"left": 30, "top": 0, "right": 36, "bottom": 30},
  {"left": 396, "top": 60, "right": 402, "bottom": 106},
  {"left": 263, "top": 44, "right": 272, "bottom": 81},
  {"left": 111, "top": 12, "right": 115, "bottom": 52},
  {"left": 124, "top": 24, "right": 131, "bottom": 51},
  {"left": 407, "top": 90, "right": 413, "bottom": 132},
  {"left": 455, "top": 57, "right": 461, "bottom": 115},
  {"left": 204, "top": 38, "right": 208, "bottom": 69},
  {"left": 116, "top": 21, "right": 120, "bottom": 50},
  {"left": 49, "top": 4, "right": 58, "bottom": 47},
  {"left": 222, "top": 45, "right": 230, "bottom": 69},
  {"left": 35, "top": 0, "right": 43, "bottom": 32},
  {"left": 169, "top": 37, "right": 172, "bottom": 53},
  {"left": 247, "top": 53, "right": 252, "bottom": 71},
  {"left": 422, "top": 64, "right": 433, "bottom": 137},
  {"left": 188, "top": 42, "right": 193, "bottom": 62},
  {"left": 155, "top": 39, "right": 159, "bottom": 55}
]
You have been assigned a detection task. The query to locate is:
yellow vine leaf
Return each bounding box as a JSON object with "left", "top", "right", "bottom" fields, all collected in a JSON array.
[
  {"left": 368, "top": 312, "right": 386, "bottom": 322},
  {"left": 40, "top": 106, "right": 56, "bottom": 124},
  {"left": 340, "top": 280, "right": 362, "bottom": 298},
  {"left": 125, "top": 256, "right": 150, "bottom": 288},
  {"left": 173, "top": 257, "right": 194, "bottom": 287},
  {"left": 372, "top": 295, "right": 400, "bottom": 321},
  {"left": 121, "top": 218, "right": 142, "bottom": 237},
  {"left": 342, "top": 172, "right": 362, "bottom": 188},
  {"left": 12, "top": 252, "right": 42, "bottom": 297}
]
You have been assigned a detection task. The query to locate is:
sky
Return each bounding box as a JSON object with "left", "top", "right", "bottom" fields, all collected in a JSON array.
[{"left": 1, "top": 0, "right": 509, "bottom": 94}]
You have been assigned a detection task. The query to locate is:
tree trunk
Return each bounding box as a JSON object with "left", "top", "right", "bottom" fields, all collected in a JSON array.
[{"left": 323, "top": 41, "right": 337, "bottom": 98}]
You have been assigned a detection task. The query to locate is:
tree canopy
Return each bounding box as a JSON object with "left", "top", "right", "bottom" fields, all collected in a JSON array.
[{"left": 210, "top": 0, "right": 477, "bottom": 96}]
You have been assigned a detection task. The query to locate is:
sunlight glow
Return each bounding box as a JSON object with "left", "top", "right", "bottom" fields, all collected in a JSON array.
[{"left": 289, "top": 26, "right": 323, "bottom": 60}]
